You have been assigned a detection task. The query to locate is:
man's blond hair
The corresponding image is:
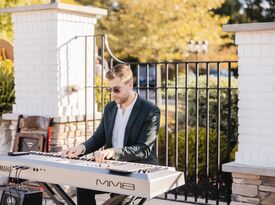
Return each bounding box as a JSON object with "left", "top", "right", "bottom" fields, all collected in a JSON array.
[{"left": 105, "top": 64, "right": 133, "bottom": 81}]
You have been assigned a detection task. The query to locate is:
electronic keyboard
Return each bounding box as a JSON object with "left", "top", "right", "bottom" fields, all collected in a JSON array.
[{"left": 0, "top": 151, "right": 185, "bottom": 198}]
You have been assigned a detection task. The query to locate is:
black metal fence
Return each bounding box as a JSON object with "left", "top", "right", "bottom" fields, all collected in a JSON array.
[{"left": 80, "top": 35, "right": 238, "bottom": 204}]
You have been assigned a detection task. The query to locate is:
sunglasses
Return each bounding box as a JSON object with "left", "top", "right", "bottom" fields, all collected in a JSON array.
[
  {"left": 108, "top": 87, "right": 121, "bottom": 93},
  {"left": 108, "top": 79, "right": 131, "bottom": 93}
]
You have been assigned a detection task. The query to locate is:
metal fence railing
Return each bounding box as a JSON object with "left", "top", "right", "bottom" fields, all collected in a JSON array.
[{"left": 79, "top": 35, "right": 238, "bottom": 205}]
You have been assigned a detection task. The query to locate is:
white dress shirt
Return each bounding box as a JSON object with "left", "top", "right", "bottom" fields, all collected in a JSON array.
[{"left": 112, "top": 93, "right": 138, "bottom": 148}]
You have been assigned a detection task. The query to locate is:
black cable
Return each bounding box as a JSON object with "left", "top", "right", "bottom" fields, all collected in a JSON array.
[
  {"left": 16, "top": 167, "right": 26, "bottom": 201},
  {"left": 9, "top": 166, "right": 15, "bottom": 184},
  {"left": 8, "top": 166, "right": 14, "bottom": 200},
  {"left": 18, "top": 167, "right": 28, "bottom": 191},
  {"left": 8, "top": 166, "right": 12, "bottom": 181},
  {"left": 15, "top": 168, "right": 19, "bottom": 188},
  {"left": 17, "top": 168, "right": 23, "bottom": 188},
  {"left": 15, "top": 167, "right": 20, "bottom": 200}
]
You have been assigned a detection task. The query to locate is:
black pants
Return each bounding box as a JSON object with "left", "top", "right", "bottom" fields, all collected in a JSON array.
[
  {"left": 77, "top": 188, "right": 106, "bottom": 205},
  {"left": 77, "top": 187, "right": 145, "bottom": 205}
]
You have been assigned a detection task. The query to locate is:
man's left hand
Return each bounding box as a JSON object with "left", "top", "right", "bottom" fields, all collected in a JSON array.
[{"left": 91, "top": 148, "right": 116, "bottom": 163}]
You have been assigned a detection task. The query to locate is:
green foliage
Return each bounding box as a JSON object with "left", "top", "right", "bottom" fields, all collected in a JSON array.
[
  {"left": 0, "top": 0, "right": 14, "bottom": 41},
  {"left": 0, "top": 0, "right": 78, "bottom": 41},
  {"left": 188, "top": 75, "right": 238, "bottom": 145},
  {"left": 76, "top": 0, "right": 106, "bottom": 7},
  {"left": 243, "top": 0, "right": 264, "bottom": 22},
  {"left": 0, "top": 59, "right": 15, "bottom": 114},
  {"left": 158, "top": 127, "right": 233, "bottom": 178},
  {"left": 214, "top": 0, "right": 246, "bottom": 24},
  {"left": 158, "top": 73, "right": 238, "bottom": 175},
  {"left": 1, "top": 0, "right": 237, "bottom": 61},
  {"left": 216, "top": 0, "right": 275, "bottom": 24},
  {"left": 230, "top": 144, "right": 238, "bottom": 160},
  {"left": 264, "top": 0, "right": 275, "bottom": 21},
  {"left": 95, "top": 75, "right": 110, "bottom": 112},
  {"left": 93, "top": 0, "right": 230, "bottom": 62},
  {"left": 0, "top": 0, "right": 43, "bottom": 41}
]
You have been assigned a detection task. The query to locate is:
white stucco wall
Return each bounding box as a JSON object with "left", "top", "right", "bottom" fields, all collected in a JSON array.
[{"left": 223, "top": 23, "right": 275, "bottom": 167}]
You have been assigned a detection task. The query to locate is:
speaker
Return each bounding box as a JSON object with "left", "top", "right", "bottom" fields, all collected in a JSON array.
[
  {"left": 13, "top": 133, "right": 45, "bottom": 152},
  {"left": 0, "top": 187, "right": 42, "bottom": 205}
]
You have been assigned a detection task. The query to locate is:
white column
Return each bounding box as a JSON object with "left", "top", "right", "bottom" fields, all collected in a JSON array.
[
  {"left": 0, "top": 3, "right": 107, "bottom": 117},
  {"left": 223, "top": 22, "right": 275, "bottom": 167}
]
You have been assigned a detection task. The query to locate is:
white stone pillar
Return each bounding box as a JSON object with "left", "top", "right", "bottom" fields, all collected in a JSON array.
[
  {"left": 221, "top": 22, "right": 275, "bottom": 205},
  {"left": 223, "top": 22, "right": 275, "bottom": 167},
  {"left": 0, "top": 3, "right": 107, "bottom": 117}
]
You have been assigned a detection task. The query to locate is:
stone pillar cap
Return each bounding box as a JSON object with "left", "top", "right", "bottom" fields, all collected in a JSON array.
[
  {"left": 223, "top": 162, "right": 275, "bottom": 177},
  {"left": 223, "top": 22, "right": 275, "bottom": 32},
  {"left": 0, "top": 2, "right": 107, "bottom": 17}
]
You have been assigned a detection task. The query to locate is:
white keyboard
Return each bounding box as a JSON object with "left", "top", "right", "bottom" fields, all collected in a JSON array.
[{"left": 0, "top": 152, "right": 185, "bottom": 198}]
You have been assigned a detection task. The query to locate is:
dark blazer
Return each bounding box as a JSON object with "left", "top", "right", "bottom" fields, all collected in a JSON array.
[{"left": 82, "top": 95, "right": 160, "bottom": 165}]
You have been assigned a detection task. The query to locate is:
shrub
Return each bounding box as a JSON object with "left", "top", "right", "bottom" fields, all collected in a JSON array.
[
  {"left": 159, "top": 75, "right": 238, "bottom": 153},
  {"left": 158, "top": 126, "right": 231, "bottom": 178},
  {"left": 188, "top": 76, "right": 238, "bottom": 146},
  {"left": 0, "top": 59, "right": 15, "bottom": 114},
  {"left": 95, "top": 75, "right": 110, "bottom": 112}
]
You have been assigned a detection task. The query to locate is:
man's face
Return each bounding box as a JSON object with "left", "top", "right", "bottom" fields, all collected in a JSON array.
[{"left": 108, "top": 77, "right": 132, "bottom": 105}]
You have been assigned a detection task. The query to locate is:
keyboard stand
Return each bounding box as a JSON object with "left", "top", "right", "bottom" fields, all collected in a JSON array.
[
  {"left": 102, "top": 195, "right": 147, "bottom": 205},
  {"left": 51, "top": 184, "right": 76, "bottom": 205},
  {"left": 40, "top": 182, "right": 147, "bottom": 205},
  {"left": 102, "top": 194, "right": 128, "bottom": 205},
  {"left": 40, "top": 182, "right": 75, "bottom": 205}
]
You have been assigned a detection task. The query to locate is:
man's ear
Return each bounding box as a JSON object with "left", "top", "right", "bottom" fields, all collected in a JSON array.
[{"left": 129, "top": 80, "right": 134, "bottom": 88}]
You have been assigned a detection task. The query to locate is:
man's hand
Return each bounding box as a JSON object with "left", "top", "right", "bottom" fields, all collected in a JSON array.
[
  {"left": 92, "top": 148, "right": 116, "bottom": 163},
  {"left": 61, "top": 144, "right": 85, "bottom": 158}
]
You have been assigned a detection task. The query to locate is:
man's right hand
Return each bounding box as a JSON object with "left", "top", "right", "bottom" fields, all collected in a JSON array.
[{"left": 61, "top": 144, "right": 85, "bottom": 158}]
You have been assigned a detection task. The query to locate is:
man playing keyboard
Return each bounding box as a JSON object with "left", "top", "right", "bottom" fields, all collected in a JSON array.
[{"left": 61, "top": 64, "right": 160, "bottom": 205}]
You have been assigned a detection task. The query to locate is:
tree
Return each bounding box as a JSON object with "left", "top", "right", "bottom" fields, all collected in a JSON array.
[
  {"left": 242, "top": 0, "right": 275, "bottom": 22},
  {"left": 0, "top": 0, "right": 18, "bottom": 41},
  {"left": 76, "top": 0, "right": 105, "bottom": 7},
  {"left": 218, "top": 0, "right": 275, "bottom": 23},
  {"left": 243, "top": 0, "right": 266, "bottom": 22},
  {"left": 265, "top": 0, "right": 275, "bottom": 20},
  {"left": 0, "top": 0, "right": 47, "bottom": 41},
  {"left": 94, "top": 0, "right": 230, "bottom": 62},
  {"left": 1, "top": 0, "right": 235, "bottom": 61},
  {"left": 0, "top": 0, "right": 79, "bottom": 41},
  {"left": 214, "top": 0, "right": 246, "bottom": 24},
  {"left": 265, "top": 0, "right": 275, "bottom": 21}
]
